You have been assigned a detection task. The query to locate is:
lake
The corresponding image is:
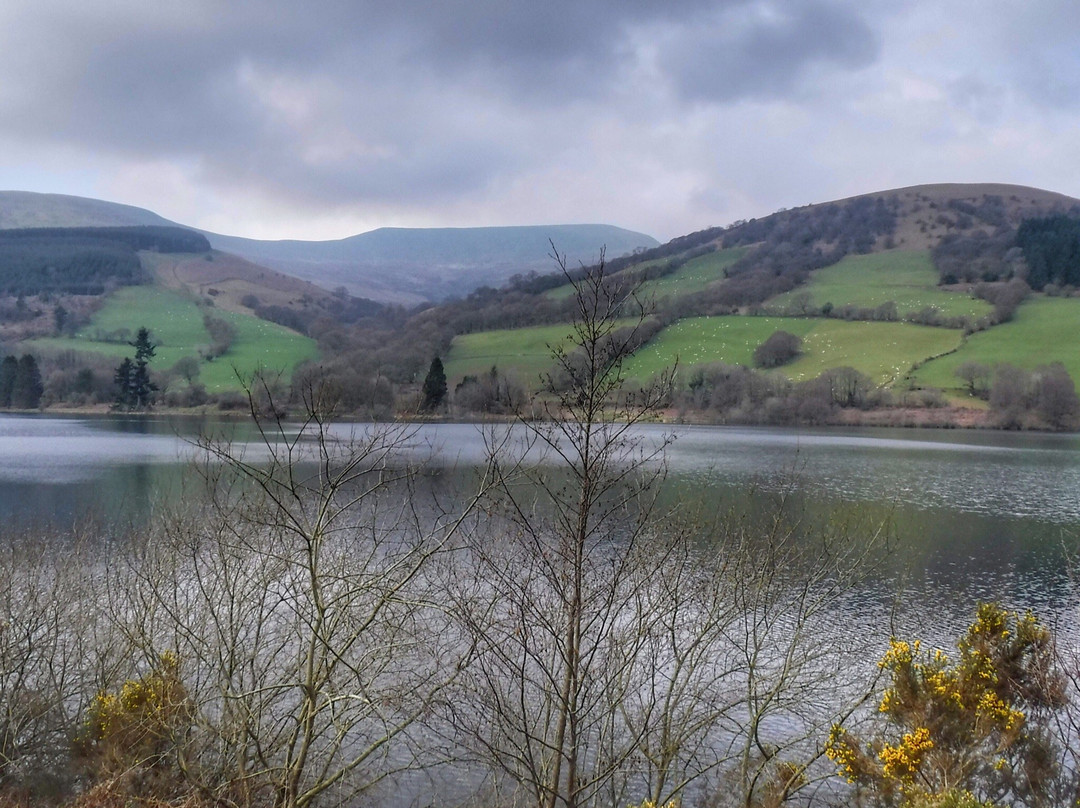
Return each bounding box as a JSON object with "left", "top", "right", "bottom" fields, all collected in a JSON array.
[{"left": 2, "top": 413, "right": 1077, "bottom": 628}]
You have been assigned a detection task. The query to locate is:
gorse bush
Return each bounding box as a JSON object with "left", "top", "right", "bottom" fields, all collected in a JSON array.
[
  {"left": 826, "top": 603, "right": 1070, "bottom": 807},
  {"left": 76, "top": 652, "right": 192, "bottom": 779}
]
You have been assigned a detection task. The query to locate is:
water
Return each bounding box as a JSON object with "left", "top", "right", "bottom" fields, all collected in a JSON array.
[
  {"left": 4, "top": 414, "right": 1078, "bottom": 804},
  {"left": 2, "top": 414, "right": 1077, "bottom": 614}
]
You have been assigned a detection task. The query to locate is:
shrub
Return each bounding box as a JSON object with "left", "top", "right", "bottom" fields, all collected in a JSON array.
[
  {"left": 753, "top": 330, "right": 802, "bottom": 368},
  {"left": 75, "top": 652, "right": 193, "bottom": 795},
  {"left": 826, "top": 604, "right": 1067, "bottom": 807}
]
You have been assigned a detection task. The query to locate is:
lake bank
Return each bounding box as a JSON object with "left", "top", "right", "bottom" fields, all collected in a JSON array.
[{"left": 0, "top": 399, "right": 1051, "bottom": 432}]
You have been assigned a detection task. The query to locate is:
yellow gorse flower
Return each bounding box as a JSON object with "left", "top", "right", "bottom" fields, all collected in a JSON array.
[{"left": 878, "top": 726, "right": 934, "bottom": 782}]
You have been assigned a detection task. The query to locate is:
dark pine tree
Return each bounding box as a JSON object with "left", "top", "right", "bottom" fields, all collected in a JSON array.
[
  {"left": 130, "top": 327, "right": 157, "bottom": 409},
  {"left": 421, "top": 356, "right": 447, "bottom": 412},
  {"left": 113, "top": 357, "right": 134, "bottom": 410},
  {"left": 11, "top": 354, "right": 43, "bottom": 409},
  {"left": 132, "top": 327, "right": 156, "bottom": 366},
  {"left": 113, "top": 327, "right": 158, "bottom": 410},
  {"left": 54, "top": 304, "right": 68, "bottom": 335},
  {"left": 0, "top": 355, "right": 17, "bottom": 408}
]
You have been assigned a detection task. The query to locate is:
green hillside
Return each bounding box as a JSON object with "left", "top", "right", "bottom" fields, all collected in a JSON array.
[
  {"left": 623, "top": 317, "right": 817, "bottom": 375},
  {"left": 9, "top": 183, "right": 1080, "bottom": 420},
  {"left": 769, "top": 251, "right": 992, "bottom": 319},
  {"left": 545, "top": 247, "right": 748, "bottom": 301},
  {"left": 29, "top": 286, "right": 318, "bottom": 392},
  {"left": 445, "top": 323, "right": 586, "bottom": 384},
  {"left": 448, "top": 313, "right": 963, "bottom": 391},
  {"left": 624, "top": 316, "right": 961, "bottom": 385},
  {"left": 912, "top": 296, "right": 1080, "bottom": 393},
  {"left": 639, "top": 247, "right": 749, "bottom": 298}
]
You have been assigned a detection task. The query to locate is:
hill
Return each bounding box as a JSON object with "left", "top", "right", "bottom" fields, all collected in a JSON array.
[
  {"left": 207, "top": 224, "right": 659, "bottom": 304},
  {"left": 6, "top": 183, "right": 1080, "bottom": 427},
  {"left": 0, "top": 224, "right": 323, "bottom": 400},
  {"left": 0, "top": 192, "right": 659, "bottom": 304},
  {"left": 0, "top": 191, "right": 172, "bottom": 229},
  {"left": 418, "top": 183, "right": 1080, "bottom": 428}
]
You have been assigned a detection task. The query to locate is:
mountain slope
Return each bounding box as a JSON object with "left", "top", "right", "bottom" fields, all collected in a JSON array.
[
  {"left": 0, "top": 191, "right": 172, "bottom": 229},
  {"left": 431, "top": 183, "right": 1080, "bottom": 417},
  {"left": 0, "top": 192, "right": 659, "bottom": 304},
  {"left": 206, "top": 224, "right": 659, "bottom": 304}
]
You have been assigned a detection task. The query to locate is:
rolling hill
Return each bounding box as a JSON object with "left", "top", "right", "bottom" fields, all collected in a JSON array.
[
  {"left": 435, "top": 183, "right": 1080, "bottom": 422},
  {"left": 207, "top": 224, "right": 659, "bottom": 304},
  {"left": 5, "top": 183, "right": 1080, "bottom": 424},
  {"left": 0, "top": 192, "right": 658, "bottom": 304}
]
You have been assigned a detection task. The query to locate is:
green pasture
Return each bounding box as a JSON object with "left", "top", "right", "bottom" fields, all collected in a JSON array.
[
  {"left": 444, "top": 323, "right": 581, "bottom": 384},
  {"left": 197, "top": 309, "right": 319, "bottom": 390},
  {"left": 544, "top": 247, "right": 745, "bottom": 301},
  {"left": 29, "top": 286, "right": 318, "bottom": 391},
  {"left": 912, "top": 296, "right": 1080, "bottom": 393},
  {"left": 770, "top": 251, "right": 992, "bottom": 320},
  {"left": 623, "top": 316, "right": 962, "bottom": 386},
  {"left": 623, "top": 317, "right": 816, "bottom": 378},
  {"left": 785, "top": 320, "right": 961, "bottom": 385},
  {"left": 637, "top": 247, "right": 748, "bottom": 299}
]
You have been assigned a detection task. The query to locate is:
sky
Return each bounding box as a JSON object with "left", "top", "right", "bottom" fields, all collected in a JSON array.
[{"left": 1, "top": 0, "right": 1079, "bottom": 242}]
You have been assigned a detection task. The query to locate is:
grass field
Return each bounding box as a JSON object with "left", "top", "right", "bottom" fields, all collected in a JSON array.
[
  {"left": 637, "top": 247, "right": 748, "bottom": 298},
  {"left": 444, "top": 323, "right": 581, "bottom": 384},
  {"left": 770, "top": 251, "right": 992, "bottom": 320},
  {"left": 912, "top": 296, "right": 1080, "bottom": 393},
  {"left": 544, "top": 247, "right": 745, "bottom": 301},
  {"left": 29, "top": 286, "right": 318, "bottom": 391},
  {"left": 623, "top": 317, "right": 817, "bottom": 377},
  {"left": 785, "top": 320, "right": 961, "bottom": 384},
  {"left": 623, "top": 316, "right": 962, "bottom": 385}
]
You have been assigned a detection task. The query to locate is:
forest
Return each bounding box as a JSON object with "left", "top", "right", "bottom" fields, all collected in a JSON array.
[{"left": 0, "top": 226, "right": 210, "bottom": 295}]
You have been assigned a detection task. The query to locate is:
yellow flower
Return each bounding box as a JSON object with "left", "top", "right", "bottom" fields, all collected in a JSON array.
[{"left": 878, "top": 726, "right": 933, "bottom": 782}]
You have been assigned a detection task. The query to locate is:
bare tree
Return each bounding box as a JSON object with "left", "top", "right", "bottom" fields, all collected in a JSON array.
[
  {"left": 113, "top": 375, "right": 493, "bottom": 808},
  {"left": 0, "top": 528, "right": 125, "bottom": 799},
  {"left": 445, "top": 249, "right": 887, "bottom": 808},
  {"left": 444, "top": 247, "right": 675, "bottom": 808}
]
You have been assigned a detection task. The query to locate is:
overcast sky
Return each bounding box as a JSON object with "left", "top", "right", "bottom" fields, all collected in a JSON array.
[{"left": 1, "top": 0, "right": 1078, "bottom": 242}]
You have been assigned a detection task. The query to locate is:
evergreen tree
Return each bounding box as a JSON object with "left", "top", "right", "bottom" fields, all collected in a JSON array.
[
  {"left": 113, "top": 327, "right": 157, "bottom": 410},
  {"left": 54, "top": 304, "right": 68, "bottom": 335},
  {"left": 133, "top": 327, "right": 156, "bottom": 366},
  {"left": 420, "top": 356, "right": 447, "bottom": 412},
  {"left": 114, "top": 357, "right": 134, "bottom": 410},
  {"left": 11, "top": 354, "right": 43, "bottom": 409},
  {"left": 0, "top": 355, "right": 17, "bottom": 408}
]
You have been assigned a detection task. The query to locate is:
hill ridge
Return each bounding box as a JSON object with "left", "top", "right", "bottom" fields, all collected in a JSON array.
[{"left": 0, "top": 191, "right": 659, "bottom": 303}]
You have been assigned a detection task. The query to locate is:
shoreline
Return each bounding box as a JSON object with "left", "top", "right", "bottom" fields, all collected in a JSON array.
[{"left": 2, "top": 402, "right": 1070, "bottom": 433}]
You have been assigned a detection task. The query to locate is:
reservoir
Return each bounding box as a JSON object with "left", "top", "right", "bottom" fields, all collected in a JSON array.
[{"left": 1, "top": 414, "right": 1077, "bottom": 626}]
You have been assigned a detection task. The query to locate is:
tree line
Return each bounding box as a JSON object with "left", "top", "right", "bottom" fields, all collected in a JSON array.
[
  {"left": 0, "top": 354, "right": 42, "bottom": 408},
  {"left": 0, "top": 226, "right": 210, "bottom": 296}
]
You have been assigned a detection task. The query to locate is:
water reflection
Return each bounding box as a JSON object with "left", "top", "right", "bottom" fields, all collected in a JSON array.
[{"left": 2, "top": 415, "right": 1079, "bottom": 605}]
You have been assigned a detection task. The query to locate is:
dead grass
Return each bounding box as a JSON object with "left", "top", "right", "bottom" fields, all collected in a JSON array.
[{"left": 144, "top": 250, "right": 335, "bottom": 314}]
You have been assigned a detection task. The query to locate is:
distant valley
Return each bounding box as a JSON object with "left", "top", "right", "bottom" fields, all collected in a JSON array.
[{"left": 0, "top": 191, "right": 659, "bottom": 304}]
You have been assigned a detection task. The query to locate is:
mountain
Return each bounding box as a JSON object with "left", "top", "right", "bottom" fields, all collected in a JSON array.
[
  {"left": 206, "top": 225, "right": 660, "bottom": 304},
  {"left": 0, "top": 191, "right": 173, "bottom": 229},
  {"left": 0, "top": 191, "right": 659, "bottom": 304}
]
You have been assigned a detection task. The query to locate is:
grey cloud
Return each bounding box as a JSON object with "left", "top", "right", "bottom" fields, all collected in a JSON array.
[
  {"left": 0, "top": 0, "right": 788, "bottom": 214},
  {"left": 945, "top": 75, "right": 1006, "bottom": 124},
  {"left": 15, "top": 0, "right": 1048, "bottom": 238},
  {"left": 662, "top": 1, "right": 880, "bottom": 103}
]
